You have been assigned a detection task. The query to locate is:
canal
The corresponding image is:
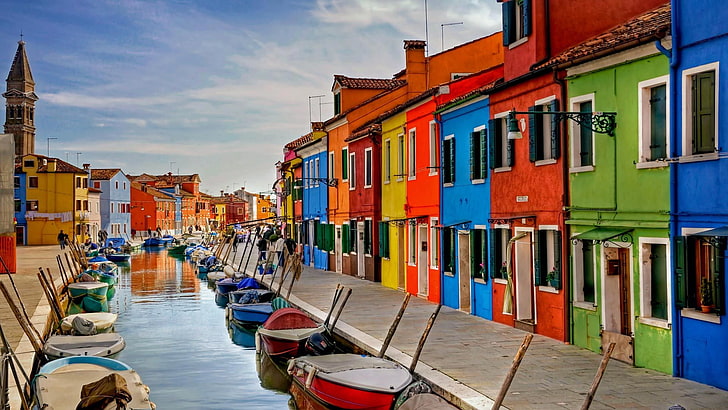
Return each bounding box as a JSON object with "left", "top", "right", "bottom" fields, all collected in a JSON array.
[{"left": 109, "top": 248, "right": 293, "bottom": 409}]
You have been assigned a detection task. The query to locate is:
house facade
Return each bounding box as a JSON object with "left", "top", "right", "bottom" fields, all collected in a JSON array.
[
  {"left": 296, "top": 129, "right": 329, "bottom": 269},
  {"left": 89, "top": 168, "right": 131, "bottom": 239}
]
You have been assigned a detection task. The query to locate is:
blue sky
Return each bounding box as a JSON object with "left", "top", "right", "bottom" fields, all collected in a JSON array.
[{"left": 1, "top": 0, "right": 500, "bottom": 194}]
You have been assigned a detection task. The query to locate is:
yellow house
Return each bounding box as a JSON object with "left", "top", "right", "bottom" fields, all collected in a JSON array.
[
  {"left": 256, "top": 194, "right": 275, "bottom": 220},
  {"left": 20, "top": 154, "right": 89, "bottom": 245},
  {"left": 379, "top": 112, "right": 408, "bottom": 290}
]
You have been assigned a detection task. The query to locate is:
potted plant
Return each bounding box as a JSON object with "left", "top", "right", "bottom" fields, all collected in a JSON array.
[
  {"left": 546, "top": 267, "right": 559, "bottom": 288},
  {"left": 700, "top": 278, "right": 714, "bottom": 313}
]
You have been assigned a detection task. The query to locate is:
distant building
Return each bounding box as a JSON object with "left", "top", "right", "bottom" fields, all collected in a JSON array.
[
  {"left": 3, "top": 40, "right": 37, "bottom": 157},
  {"left": 89, "top": 168, "right": 131, "bottom": 239}
]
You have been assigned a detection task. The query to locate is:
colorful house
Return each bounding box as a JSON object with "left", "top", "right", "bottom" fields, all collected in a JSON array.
[
  {"left": 670, "top": 0, "right": 728, "bottom": 390},
  {"left": 295, "top": 126, "right": 329, "bottom": 269},
  {"left": 89, "top": 168, "right": 131, "bottom": 239},
  {"left": 129, "top": 181, "right": 175, "bottom": 236},
  {"left": 13, "top": 165, "right": 26, "bottom": 245}
]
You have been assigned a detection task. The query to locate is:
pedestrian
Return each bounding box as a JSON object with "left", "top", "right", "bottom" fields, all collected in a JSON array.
[
  {"left": 57, "top": 230, "right": 66, "bottom": 250},
  {"left": 256, "top": 236, "right": 268, "bottom": 263},
  {"left": 188, "top": 226, "right": 193, "bottom": 234},
  {"left": 131, "top": 228, "right": 136, "bottom": 239},
  {"left": 147, "top": 228, "right": 152, "bottom": 238},
  {"left": 274, "top": 234, "right": 286, "bottom": 267}
]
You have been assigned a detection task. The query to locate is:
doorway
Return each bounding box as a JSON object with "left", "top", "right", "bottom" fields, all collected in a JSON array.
[
  {"left": 514, "top": 231, "right": 534, "bottom": 324},
  {"left": 397, "top": 225, "right": 406, "bottom": 290},
  {"left": 602, "top": 246, "right": 633, "bottom": 364},
  {"left": 335, "top": 225, "right": 342, "bottom": 273},
  {"left": 418, "top": 225, "right": 428, "bottom": 297},
  {"left": 357, "top": 221, "right": 365, "bottom": 278},
  {"left": 457, "top": 231, "right": 471, "bottom": 312}
]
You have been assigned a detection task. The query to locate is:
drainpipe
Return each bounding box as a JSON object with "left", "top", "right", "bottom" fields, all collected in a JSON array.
[
  {"left": 434, "top": 113, "right": 445, "bottom": 305},
  {"left": 554, "top": 68, "right": 571, "bottom": 343}
]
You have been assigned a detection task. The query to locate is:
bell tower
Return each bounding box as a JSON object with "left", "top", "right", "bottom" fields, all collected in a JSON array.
[{"left": 4, "top": 39, "right": 38, "bottom": 157}]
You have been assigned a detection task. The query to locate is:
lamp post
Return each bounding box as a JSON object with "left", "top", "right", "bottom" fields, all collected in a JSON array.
[{"left": 46, "top": 137, "right": 57, "bottom": 157}]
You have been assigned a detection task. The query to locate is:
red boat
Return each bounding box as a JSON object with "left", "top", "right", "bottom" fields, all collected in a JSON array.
[
  {"left": 257, "top": 307, "right": 324, "bottom": 359},
  {"left": 288, "top": 354, "right": 412, "bottom": 410}
]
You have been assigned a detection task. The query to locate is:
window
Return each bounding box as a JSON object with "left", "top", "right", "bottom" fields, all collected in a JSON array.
[
  {"left": 94, "top": 181, "right": 101, "bottom": 189},
  {"left": 76, "top": 200, "right": 82, "bottom": 211},
  {"left": 430, "top": 218, "right": 439, "bottom": 268},
  {"left": 408, "top": 129, "right": 416, "bottom": 178},
  {"left": 443, "top": 228, "right": 455, "bottom": 273},
  {"left": 349, "top": 152, "right": 356, "bottom": 189},
  {"left": 26, "top": 200, "right": 38, "bottom": 211},
  {"left": 443, "top": 135, "right": 455, "bottom": 184},
  {"left": 334, "top": 92, "right": 341, "bottom": 115},
  {"left": 83, "top": 200, "right": 89, "bottom": 211},
  {"left": 315, "top": 158, "right": 320, "bottom": 187},
  {"left": 675, "top": 233, "right": 724, "bottom": 315},
  {"left": 429, "top": 121, "right": 438, "bottom": 175},
  {"left": 573, "top": 240, "right": 596, "bottom": 304},
  {"left": 329, "top": 151, "right": 335, "bottom": 184},
  {"left": 349, "top": 219, "right": 358, "bottom": 253},
  {"left": 28, "top": 176, "right": 38, "bottom": 188},
  {"left": 534, "top": 229, "right": 562, "bottom": 289},
  {"left": 115, "top": 181, "right": 119, "bottom": 189},
  {"left": 529, "top": 98, "right": 561, "bottom": 162},
  {"left": 489, "top": 228, "right": 510, "bottom": 280},
  {"left": 23, "top": 160, "right": 34, "bottom": 168},
  {"left": 341, "top": 148, "right": 349, "bottom": 181},
  {"left": 364, "top": 220, "right": 372, "bottom": 255},
  {"left": 82, "top": 178, "right": 88, "bottom": 188},
  {"left": 471, "top": 228, "right": 488, "bottom": 281},
  {"left": 342, "top": 223, "right": 350, "bottom": 254},
  {"left": 470, "top": 127, "right": 487, "bottom": 181},
  {"left": 76, "top": 177, "right": 82, "bottom": 188},
  {"left": 384, "top": 139, "right": 391, "bottom": 183},
  {"left": 569, "top": 94, "right": 595, "bottom": 170},
  {"left": 638, "top": 77, "right": 669, "bottom": 163},
  {"left": 397, "top": 134, "right": 405, "bottom": 180},
  {"left": 488, "top": 116, "right": 514, "bottom": 170},
  {"left": 123, "top": 182, "right": 127, "bottom": 190},
  {"left": 639, "top": 239, "right": 670, "bottom": 322},
  {"left": 364, "top": 148, "right": 373, "bottom": 188},
  {"left": 408, "top": 224, "right": 417, "bottom": 265},
  {"left": 14, "top": 199, "right": 21, "bottom": 212},
  {"left": 14, "top": 176, "right": 20, "bottom": 189},
  {"left": 502, "top": 0, "right": 531, "bottom": 46},
  {"left": 379, "top": 221, "right": 390, "bottom": 258},
  {"left": 683, "top": 64, "right": 718, "bottom": 156}
]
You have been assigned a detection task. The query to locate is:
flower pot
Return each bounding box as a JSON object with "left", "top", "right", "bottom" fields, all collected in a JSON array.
[{"left": 701, "top": 305, "right": 713, "bottom": 313}]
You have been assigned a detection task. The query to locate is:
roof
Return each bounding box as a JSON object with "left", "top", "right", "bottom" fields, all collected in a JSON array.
[
  {"left": 130, "top": 181, "right": 175, "bottom": 200},
  {"left": 88, "top": 187, "right": 102, "bottom": 194},
  {"left": 90, "top": 169, "right": 122, "bottom": 180},
  {"left": 284, "top": 132, "right": 313, "bottom": 150},
  {"left": 436, "top": 79, "right": 502, "bottom": 113},
  {"left": 333, "top": 75, "right": 405, "bottom": 90},
  {"left": 346, "top": 123, "right": 382, "bottom": 142},
  {"left": 7, "top": 40, "right": 34, "bottom": 84},
  {"left": 23, "top": 154, "right": 86, "bottom": 174},
  {"left": 535, "top": 3, "right": 671, "bottom": 70}
]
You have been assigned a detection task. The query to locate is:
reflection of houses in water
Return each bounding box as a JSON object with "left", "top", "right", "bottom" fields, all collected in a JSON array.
[{"left": 129, "top": 251, "right": 200, "bottom": 295}]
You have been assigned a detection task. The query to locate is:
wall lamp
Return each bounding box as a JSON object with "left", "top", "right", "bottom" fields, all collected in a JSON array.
[{"left": 506, "top": 110, "right": 617, "bottom": 140}]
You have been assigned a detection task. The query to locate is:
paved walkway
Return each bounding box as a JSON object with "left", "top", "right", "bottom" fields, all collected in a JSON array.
[{"left": 3, "top": 246, "right": 728, "bottom": 409}]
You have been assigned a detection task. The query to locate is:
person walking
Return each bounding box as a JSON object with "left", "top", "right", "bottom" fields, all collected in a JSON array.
[{"left": 57, "top": 230, "right": 67, "bottom": 250}]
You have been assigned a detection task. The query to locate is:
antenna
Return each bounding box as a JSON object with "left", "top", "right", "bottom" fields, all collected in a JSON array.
[
  {"left": 308, "top": 95, "right": 324, "bottom": 125},
  {"left": 424, "top": 0, "right": 429, "bottom": 57},
  {"left": 441, "top": 22, "right": 464, "bottom": 52}
]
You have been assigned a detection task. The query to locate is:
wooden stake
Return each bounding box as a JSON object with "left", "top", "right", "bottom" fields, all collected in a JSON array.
[
  {"left": 581, "top": 342, "right": 615, "bottom": 410},
  {"left": 409, "top": 304, "right": 442, "bottom": 373},
  {"left": 0, "top": 283, "right": 44, "bottom": 360},
  {"left": 0, "top": 257, "right": 42, "bottom": 343},
  {"left": 329, "top": 288, "right": 352, "bottom": 332},
  {"left": 378, "top": 293, "right": 410, "bottom": 358},
  {"left": 492, "top": 333, "right": 533, "bottom": 409}
]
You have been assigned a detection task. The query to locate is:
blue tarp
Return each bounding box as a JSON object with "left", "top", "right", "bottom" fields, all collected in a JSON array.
[{"left": 236, "top": 277, "right": 260, "bottom": 290}]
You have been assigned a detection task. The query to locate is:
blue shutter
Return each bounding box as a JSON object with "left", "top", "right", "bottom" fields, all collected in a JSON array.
[
  {"left": 528, "top": 106, "right": 538, "bottom": 162},
  {"left": 533, "top": 230, "right": 542, "bottom": 286},
  {"left": 488, "top": 120, "right": 497, "bottom": 170},
  {"left": 479, "top": 129, "right": 487, "bottom": 178},
  {"left": 502, "top": 1, "right": 514, "bottom": 46},
  {"left": 470, "top": 132, "right": 476, "bottom": 180},
  {"left": 550, "top": 99, "right": 561, "bottom": 159},
  {"left": 674, "top": 236, "right": 687, "bottom": 309},
  {"left": 523, "top": 0, "right": 532, "bottom": 36}
]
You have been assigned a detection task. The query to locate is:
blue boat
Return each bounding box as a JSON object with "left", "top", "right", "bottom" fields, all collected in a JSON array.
[
  {"left": 227, "top": 320, "right": 257, "bottom": 348},
  {"left": 106, "top": 252, "right": 131, "bottom": 262},
  {"left": 227, "top": 303, "right": 274, "bottom": 326},
  {"left": 214, "top": 278, "right": 240, "bottom": 307},
  {"left": 143, "top": 237, "right": 165, "bottom": 247}
]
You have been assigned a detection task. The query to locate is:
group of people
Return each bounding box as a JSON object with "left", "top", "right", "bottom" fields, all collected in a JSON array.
[
  {"left": 57, "top": 230, "right": 69, "bottom": 250},
  {"left": 255, "top": 226, "right": 296, "bottom": 272}
]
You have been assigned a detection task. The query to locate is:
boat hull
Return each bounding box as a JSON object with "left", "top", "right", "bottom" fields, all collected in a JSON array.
[
  {"left": 67, "top": 282, "right": 109, "bottom": 314},
  {"left": 228, "top": 303, "right": 273, "bottom": 326},
  {"left": 258, "top": 325, "right": 325, "bottom": 358},
  {"left": 43, "top": 333, "right": 125, "bottom": 360}
]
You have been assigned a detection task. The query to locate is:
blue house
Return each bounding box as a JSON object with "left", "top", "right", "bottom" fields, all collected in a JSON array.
[
  {"left": 669, "top": 0, "right": 728, "bottom": 390},
  {"left": 13, "top": 167, "right": 26, "bottom": 245},
  {"left": 438, "top": 94, "right": 493, "bottom": 318},
  {"left": 295, "top": 131, "right": 329, "bottom": 270},
  {"left": 89, "top": 169, "right": 131, "bottom": 240}
]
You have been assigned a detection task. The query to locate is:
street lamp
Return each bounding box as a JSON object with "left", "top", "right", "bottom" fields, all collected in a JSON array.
[{"left": 506, "top": 109, "right": 617, "bottom": 140}]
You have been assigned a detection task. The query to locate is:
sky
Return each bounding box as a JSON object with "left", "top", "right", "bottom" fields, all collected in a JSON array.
[{"left": 1, "top": 0, "right": 501, "bottom": 195}]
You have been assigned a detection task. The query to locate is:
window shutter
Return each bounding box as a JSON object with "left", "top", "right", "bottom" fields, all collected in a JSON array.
[
  {"left": 693, "top": 71, "right": 716, "bottom": 154},
  {"left": 470, "top": 132, "right": 476, "bottom": 180},
  {"left": 378, "top": 222, "right": 384, "bottom": 256},
  {"left": 507, "top": 138, "right": 515, "bottom": 167},
  {"left": 553, "top": 230, "right": 562, "bottom": 290},
  {"left": 523, "top": 0, "right": 532, "bottom": 36},
  {"left": 479, "top": 129, "right": 487, "bottom": 179},
  {"left": 481, "top": 230, "right": 488, "bottom": 283},
  {"left": 488, "top": 229, "right": 497, "bottom": 278},
  {"left": 488, "top": 120, "right": 497, "bottom": 169},
  {"left": 528, "top": 106, "right": 538, "bottom": 162},
  {"left": 713, "top": 240, "right": 724, "bottom": 315},
  {"left": 502, "top": 1, "right": 514, "bottom": 46},
  {"left": 533, "top": 230, "right": 542, "bottom": 286},
  {"left": 450, "top": 139, "right": 456, "bottom": 183},
  {"left": 674, "top": 236, "right": 687, "bottom": 309},
  {"left": 550, "top": 99, "right": 561, "bottom": 159},
  {"left": 328, "top": 224, "right": 335, "bottom": 252},
  {"left": 342, "top": 223, "right": 350, "bottom": 253},
  {"left": 470, "top": 231, "right": 476, "bottom": 278}
]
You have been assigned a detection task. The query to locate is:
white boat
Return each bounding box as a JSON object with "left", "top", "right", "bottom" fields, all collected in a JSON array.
[
  {"left": 32, "top": 356, "right": 154, "bottom": 409},
  {"left": 60, "top": 312, "right": 118, "bottom": 334},
  {"left": 42, "top": 333, "right": 125, "bottom": 360}
]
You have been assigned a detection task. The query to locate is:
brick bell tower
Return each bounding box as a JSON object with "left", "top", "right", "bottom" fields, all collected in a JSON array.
[{"left": 4, "top": 39, "right": 38, "bottom": 157}]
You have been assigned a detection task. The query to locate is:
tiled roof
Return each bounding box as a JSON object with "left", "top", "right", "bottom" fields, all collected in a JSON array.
[
  {"left": 130, "top": 181, "right": 175, "bottom": 199},
  {"left": 535, "top": 3, "right": 671, "bottom": 70},
  {"left": 285, "top": 132, "right": 313, "bottom": 150},
  {"left": 436, "top": 79, "right": 502, "bottom": 112},
  {"left": 333, "top": 75, "right": 406, "bottom": 90},
  {"left": 29, "top": 154, "right": 86, "bottom": 173},
  {"left": 346, "top": 123, "right": 382, "bottom": 142},
  {"left": 88, "top": 187, "right": 102, "bottom": 193},
  {"left": 90, "top": 168, "right": 121, "bottom": 180}
]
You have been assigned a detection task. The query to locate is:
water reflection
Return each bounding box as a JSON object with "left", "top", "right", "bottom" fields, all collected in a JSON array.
[
  {"left": 112, "top": 250, "right": 292, "bottom": 409},
  {"left": 227, "top": 319, "right": 257, "bottom": 348},
  {"left": 257, "top": 351, "right": 292, "bottom": 394}
]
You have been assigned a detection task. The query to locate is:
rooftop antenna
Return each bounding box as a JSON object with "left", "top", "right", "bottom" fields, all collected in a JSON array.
[
  {"left": 441, "top": 22, "right": 463, "bottom": 52},
  {"left": 424, "top": 0, "right": 429, "bottom": 57},
  {"left": 308, "top": 95, "right": 324, "bottom": 126}
]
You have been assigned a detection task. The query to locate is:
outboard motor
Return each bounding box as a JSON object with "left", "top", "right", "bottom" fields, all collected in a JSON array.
[{"left": 305, "top": 331, "right": 335, "bottom": 356}]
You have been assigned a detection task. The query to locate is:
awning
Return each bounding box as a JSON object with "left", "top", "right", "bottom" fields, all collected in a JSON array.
[
  {"left": 692, "top": 226, "right": 728, "bottom": 237},
  {"left": 572, "top": 227, "right": 631, "bottom": 242}
]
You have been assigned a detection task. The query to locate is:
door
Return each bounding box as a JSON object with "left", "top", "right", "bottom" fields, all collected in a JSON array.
[
  {"left": 602, "top": 246, "right": 633, "bottom": 364},
  {"left": 457, "top": 231, "right": 471, "bottom": 312},
  {"left": 308, "top": 220, "right": 315, "bottom": 266},
  {"left": 397, "top": 225, "right": 406, "bottom": 290},
  {"left": 15, "top": 226, "right": 25, "bottom": 245},
  {"left": 418, "top": 225, "right": 428, "bottom": 296},
  {"left": 515, "top": 232, "right": 534, "bottom": 322},
  {"left": 335, "top": 225, "right": 342, "bottom": 273},
  {"left": 357, "top": 222, "right": 365, "bottom": 278}
]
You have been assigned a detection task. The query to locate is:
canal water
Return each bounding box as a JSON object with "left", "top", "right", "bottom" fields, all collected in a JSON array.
[{"left": 109, "top": 248, "right": 294, "bottom": 409}]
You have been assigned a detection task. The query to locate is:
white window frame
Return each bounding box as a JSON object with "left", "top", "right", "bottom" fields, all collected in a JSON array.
[
  {"left": 637, "top": 75, "right": 670, "bottom": 168},
  {"left": 383, "top": 139, "right": 391, "bottom": 184},
  {"left": 315, "top": 157, "right": 320, "bottom": 187},
  {"left": 572, "top": 240, "right": 597, "bottom": 310},
  {"left": 408, "top": 223, "right": 417, "bottom": 265},
  {"left": 681, "top": 62, "right": 719, "bottom": 160},
  {"left": 638, "top": 237, "right": 672, "bottom": 329},
  {"left": 537, "top": 225, "right": 559, "bottom": 291},
  {"left": 471, "top": 124, "right": 486, "bottom": 183},
  {"left": 569, "top": 93, "right": 596, "bottom": 173},
  {"left": 429, "top": 121, "right": 438, "bottom": 175},
  {"left": 443, "top": 134, "right": 455, "bottom": 187},
  {"left": 349, "top": 152, "right": 356, "bottom": 190},
  {"left": 342, "top": 147, "right": 349, "bottom": 182},
  {"left": 364, "top": 147, "right": 373, "bottom": 188},
  {"left": 430, "top": 217, "right": 439, "bottom": 268},
  {"left": 408, "top": 128, "right": 417, "bottom": 180},
  {"left": 533, "top": 95, "right": 557, "bottom": 166},
  {"left": 493, "top": 111, "right": 512, "bottom": 172}
]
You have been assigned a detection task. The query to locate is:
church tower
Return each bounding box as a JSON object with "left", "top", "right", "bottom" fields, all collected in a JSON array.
[{"left": 4, "top": 39, "right": 38, "bottom": 157}]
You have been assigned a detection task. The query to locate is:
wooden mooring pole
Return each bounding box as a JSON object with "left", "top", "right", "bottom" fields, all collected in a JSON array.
[
  {"left": 581, "top": 342, "right": 616, "bottom": 410},
  {"left": 377, "top": 293, "right": 410, "bottom": 358},
  {"left": 492, "top": 333, "right": 533, "bottom": 410}
]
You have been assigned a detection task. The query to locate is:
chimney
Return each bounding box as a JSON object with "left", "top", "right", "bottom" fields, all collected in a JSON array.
[
  {"left": 82, "top": 163, "right": 90, "bottom": 170},
  {"left": 46, "top": 158, "right": 56, "bottom": 172},
  {"left": 404, "top": 40, "right": 427, "bottom": 96},
  {"left": 311, "top": 122, "right": 325, "bottom": 132}
]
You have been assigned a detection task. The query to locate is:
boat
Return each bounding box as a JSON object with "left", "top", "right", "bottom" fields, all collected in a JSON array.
[
  {"left": 228, "top": 289, "right": 275, "bottom": 304},
  {"left": 257, "top": 308, "right": 325, "bottom": 359},
  {"left": 143, "top": 237, "right": 166, "bottom": 247},
  {"left": 227, "top": 303, "right": 274, "bottom": 327},
  {"left": 106, "top": 252, "right": 131, "bottom": 262},
  {"left": 288, "top": 354, "right": 412, "bottom": 410},
  {"left": 31, "top": 356, "right": 154, "bottom": 409},
  {"left": 42, "top": 333, "right": 126, "bottom": 360},
  {"left": 160, "top": 234, "right": 175, "bottom": 243},
  {"left": 206, "top": 270, "right": 226, "bottom": 282},
  {"left": 167, "top": 243, "right": 187, "bottom": 256},
  {"left": 67, "top": 282, "right": 109, "bottom": 314},
  {"left": 60, "top": 312, "right": 118, "bottom": 334},
  {"left": 214, "top": 278, "right": 240, "bottom": 307},
  {"left": 227, "top": 319, "right": 257, "bottom": 348}
]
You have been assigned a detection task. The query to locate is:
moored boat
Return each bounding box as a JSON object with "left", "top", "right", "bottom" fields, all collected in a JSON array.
[
  {"left": 67, "top": 282, "right": 109, "bottom": 314},
  {"left": 106, "top": 252, "right": 131, "bottom": 262},
  {"left": 228, "top": 302, "right": 274, "bottom": 326},
  {"left": 42, "top": 333, "right": 126, "bottom": 360},
  {"left": 257, "top": 308, "right": 325, "bottom": 359},
  {"left": 143, "top": 237, "right": 166, "bottom": 247},
  {"left": 60, "top": 312, "right": 118, "bottom": 334}
]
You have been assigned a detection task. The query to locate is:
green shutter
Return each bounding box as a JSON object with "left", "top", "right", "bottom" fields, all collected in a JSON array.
[
  {"left": 550, "top": 99, "right": 561, "bottom": 159},
  {"left": 674, "top": 236, "right": 687, "bottom": 309},
  {"left": 502, "top": 1, "right": 514, "bottom": 46},
  {"left": 693, "top": 71, "right": 716, "bottom": 154},
  {"left": 651, "top": 243, "right": 668, "bottom": 320},
  {"left": 489, "top": 229, "right": 497, "bottom": 279},
  {"left": 579, "top": 101, "right": 593, "bottom": 166},
  {"left": 342, "top": 149, "right": 348, "bottom": 180},
  {"left": 534, "top": 230, "right": 542, "bottom": 286},
  {"left": 553, "top": 231, "right": 562, "bottom": 290},
  {"left": 650, "top": 85, "right": 667, "bottom": 160},
  {"left": 506, "top": 139, "right": 515, "bottom": 167},
  {"left": 528, "top": 106, "right": 538, "bottom": 162},
  {"left": 342, "top": 223, "right": 350, "bottom": 253},
  {"left": 523, "top": 0, "right": 532, "bottom": 36},
  {"left": 469, "top": 132, "right": 475, "bottom": 180},
  {"left": 712, "top": 240, "right": 724, "bottom": 315},
  {"left": 470, "top": 231, "right": 476, "bottom": 278},
  {"left": 479, "top": 129, "right": 487, "bottom": 179},
  {"left": 488, "top": 120, "right": 497, "bottom": 170}
]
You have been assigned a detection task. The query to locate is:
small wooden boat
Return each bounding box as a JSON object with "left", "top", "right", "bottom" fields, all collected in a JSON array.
[
  {"left": 257, "top": 308, "right": 325, "bottom": 359},
  {"left": 143, "top": 237, "right": 165, "bottom": 247},
  {"left": 106, "top": 252, "right": 131, "bottom": 262},
  {"left": 206, "top": 270, "right": 226, "bottom": 282},
  {"left": 214, "top": 277, "right": 240, "bottom": 306},
  {"left": 42, "top": 333, "right": 126, "bottom": 360},
  {"left": 32, "top": 356, "right": 154, "bottom": 409},
  {"left": 288, "top": 354, "right": 412, "bottom": 410},
  {"left": 67, "top": 282, "right": 109, "bottom": 314},
  {"left": 228, "top": 303, "right": 274, "bottom": 326},
  {"left": 167, "top": 243, "right": 187, "bottom": 256},
  {"left": 60, "top": 312, "right": 118, "bottom": 334}
]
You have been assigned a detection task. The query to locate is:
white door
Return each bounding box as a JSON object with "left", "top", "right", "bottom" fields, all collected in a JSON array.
[
  {"left": 515, "top": 232, "right": 534, "bottom": 321},
  {"left": 308, "top": 220, "right": 315, "bottom": 266},
  {"left": 418, "top": 225, "right": 428, "bottom": 296},
  {"left": 357, "top": 222, "right": 365, "bottom": 278},
  {"left": 458, "top": 231, "right": 471, "bottom": 312},
  {"left": 335, "top": 225, "right": 342, "bottom": 273}
]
